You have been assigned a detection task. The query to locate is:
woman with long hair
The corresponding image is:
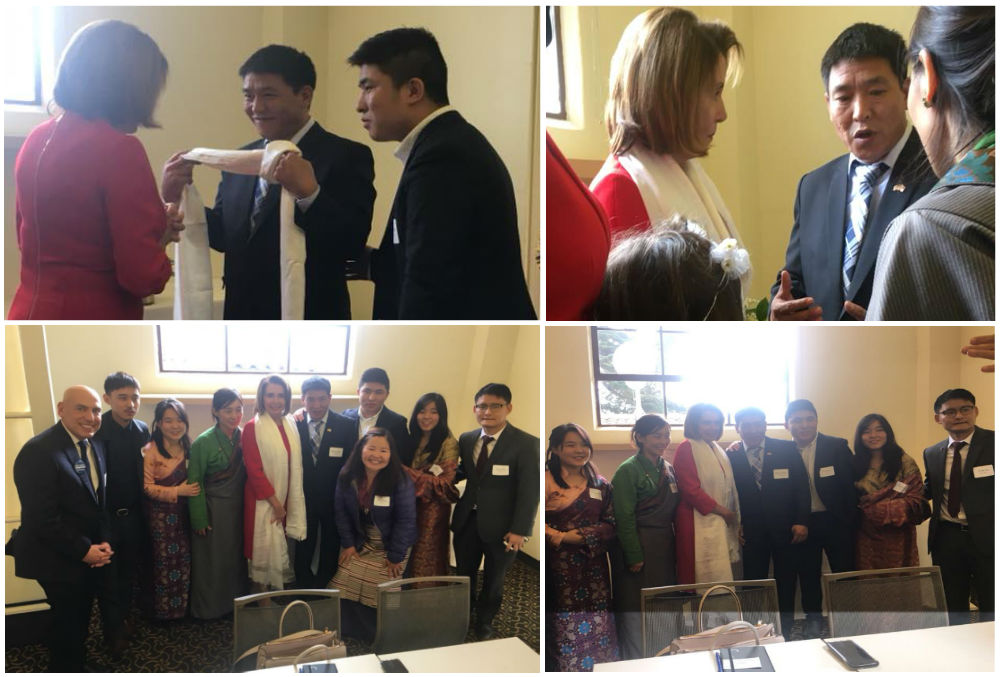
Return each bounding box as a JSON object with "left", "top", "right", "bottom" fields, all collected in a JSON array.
[
  {"left": 405, "top": 393, "right": 460, "bottom": 577},
  {"left": 187, "top": 388, "right": 247, "bottom": 618},
  {"left": 545, "top": 423, "right": 618, "bottom": 671},
  {"left": 852, "top": 414, "right": 928, "bottom": 569},
  {"left": 142, "top": 398, "right": 198, "bottom": 619},
  {"left": 610, "top": 414, "right": 680, "bottom": 660}
]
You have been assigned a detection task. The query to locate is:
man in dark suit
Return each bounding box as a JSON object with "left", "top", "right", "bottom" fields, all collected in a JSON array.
[
  {"left": 924, "top": 388, "right": 994, "bottom": 625},
  {"left": 163, "top": 44, "right": 375, "bottom": 319},
  {"left": 784, "top": 399, "right": 857, "bottom": 638},
  {"left": 452, "top": 383, "right": 539, "bottom": 640},
  {"left": 12, "top": 386, "right": 114, "bottom": 672},
  {"left": 770, "top": 23, "right": 935, "bottom": 321},
  {"left": 94, "top": 372, "right": 149, "bottom": 659},
  {"left": 348, "top": 28, "right": 536, "bottom": 320},
  {"left": 726, "top": 407, "right": 810, "bottom": 638},
  {"left": 294, "top": 376, "right": 358, "bottom": 588},
  {"left": 340, "top": 367, "right": 413, "bottom": 466}
]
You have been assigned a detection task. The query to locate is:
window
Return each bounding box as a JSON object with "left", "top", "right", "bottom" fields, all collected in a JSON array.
[
  {"left": 4, "top": 7, "right": 44, "bottom": 105},
  {"left": 591, "top": 326, "right": 794, "bottom": 427},
  {"left": 157, "top": 325, "right": 351, "bottom": 375},
  {"left": 543, "top": 6, "right": 567, "bottom": 120}
]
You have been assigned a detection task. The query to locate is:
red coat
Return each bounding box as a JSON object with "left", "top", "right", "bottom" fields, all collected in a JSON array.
[
  {"left": 672, "top": 439, "right": 724, "bottom": 584},
  {"left": 242, "top": 419, "right": 292, "bottom": 560},
  {"left": 590, "top": 155, "right": 652, "bottom": 239},
  {"left": 9, "top": 113, "right": 172, "bottom": 319}
]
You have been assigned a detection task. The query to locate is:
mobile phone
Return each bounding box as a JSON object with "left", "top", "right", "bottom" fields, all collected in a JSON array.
[
  {"left": 822, "top": 638, "right": 879, "bottom": 669},
  {"left": 298, "top": 663, "right": 338, "bottom": 673},
  {"left": 380, "top": 658, "right": 409, "bottom": 673}
]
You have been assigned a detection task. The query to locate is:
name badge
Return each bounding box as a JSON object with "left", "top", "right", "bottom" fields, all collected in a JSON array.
[
  {"left": 493, "top": 464, "right": 509, "bottom": 476},
  {"left": 430, "top": 464, "right": 443, "bottom": 477},
  {"left": 819, "top": 466, "right": 835, "bottom": 478},
  {"left": 893, "top": 481, "right": 908, "bottom": 493},
  {"left": 773, "top": 468, "right": 789, "bottom": 480},
  {"left": 588, "top": 488, "right": 602, "bottom": 501},
  {"left": 73, "top": 459, "right": 87, "bottom": 475},
  {"left": 392, "top": 218, "right": 400, "bottom": 245},
  {"left": 328, "top": 447, "right": 343, "bottom": 458},
  {"left": 973, "top": 465, "right": 994, "bottom": 479},
  {"left": 669, "top": 480, "right": 678, "bottom": 493},
  {"left": 373, "top": 495, "right": 391, "bottom": 507}
]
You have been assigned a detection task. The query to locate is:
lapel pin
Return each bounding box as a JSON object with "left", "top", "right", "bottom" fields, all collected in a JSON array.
[{"left": 892, "top": 183, "right": 906, "bottom": 192}]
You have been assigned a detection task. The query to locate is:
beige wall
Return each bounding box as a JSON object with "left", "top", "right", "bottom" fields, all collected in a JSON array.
[
  {"left": 547, "top": 5, "right": 919, "bottom": 301},
  {"left": 3, "top": 6, "right": 540, "bottom": 319}
]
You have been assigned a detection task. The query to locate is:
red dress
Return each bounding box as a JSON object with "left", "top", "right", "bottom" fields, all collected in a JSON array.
[
  {"left": 590, "top": 155, "right": 652, "bottom": 238},
  {"left": 672, "top": 440, "right": 724, "bottom": 585},
  {"left": 241, "top": 419, "right": 292, "bottom": 560},
  {"left": 545, "top": 133, "right": 611, "bottom": 320},
  {"left": 9, "top": 113, "right": 172, "bottom": 319}
]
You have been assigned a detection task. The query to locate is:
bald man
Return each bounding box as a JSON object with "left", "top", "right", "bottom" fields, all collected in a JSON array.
[{"left": 12, "top": 386, "right": 113, "bottom": 672}]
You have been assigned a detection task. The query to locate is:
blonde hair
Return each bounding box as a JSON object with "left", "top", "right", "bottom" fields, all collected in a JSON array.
[{"left": 605, "top": 8, "right": 742, "bottom": 157}]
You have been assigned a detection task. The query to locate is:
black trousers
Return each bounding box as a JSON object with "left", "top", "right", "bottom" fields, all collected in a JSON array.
[
  {"left": 295, "top": 507, "right": 340, "bottom": 589},
  {"left": 40, "top": 573, "right": 101, "bottom": 672},
  {"left": 98, "top": 509, "right": 143, "bottom": 641},
  {"left": 800, "top": 511, "right": 854, "bottom": 618},
  {"left": 932, "top": 521, "right": 995, "bottom": 625},
  {"left": 741, "top": 526, "right": 799, "bottom": 637},
  {"left": 453, "top": 511, "right": 517, "bottom": 628}
]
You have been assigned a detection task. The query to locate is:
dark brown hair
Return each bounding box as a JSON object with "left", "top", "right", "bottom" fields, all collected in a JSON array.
[
  {"left": 255, "top": 375, "right": 291, "bottom": 417},
  {"left": 151, "top": 398, "right": 191, "bottom": 460},
  {"left": 546, "top": 423, "right": 599, "bottom": 489}
]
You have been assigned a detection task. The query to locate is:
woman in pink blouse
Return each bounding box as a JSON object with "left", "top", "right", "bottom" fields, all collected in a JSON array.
[{"left": 142, "top": 399, "right": 200, "bottom": 620}]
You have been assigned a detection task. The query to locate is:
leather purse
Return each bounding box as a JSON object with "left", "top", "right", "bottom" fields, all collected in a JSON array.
[
  {"left": 235, "top": 600, "right": 347, "bottom": 669},
  {"left": 659, "top": 585, "right": 785, "bottom": 656}
]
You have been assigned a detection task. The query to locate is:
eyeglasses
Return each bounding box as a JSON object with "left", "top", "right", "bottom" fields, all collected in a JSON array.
[
  {"left": 939, "top": 405, "right": 974, "bottom": 418},
  {"left": 474, "top": 403, "right": 507, "bottom": 412}
]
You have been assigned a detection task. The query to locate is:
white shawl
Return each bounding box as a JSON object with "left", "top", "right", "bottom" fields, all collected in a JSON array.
[
  {"left": 689, "top": 438, "right": 741, "bottom": 584},
  {"left": 249, "top": 413, "right": 306, "bottom": 588},
  {"left": 173, "top": 141, "right": 307, "bottom": 320}
]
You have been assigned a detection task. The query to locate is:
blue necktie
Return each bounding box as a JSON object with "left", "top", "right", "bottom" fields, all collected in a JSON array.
[
  {"left": 249, "top": 176, "right": 271, "bottom": 238},
  {"left": 842, "top": 160, "right": 888, "bottom": 294}
]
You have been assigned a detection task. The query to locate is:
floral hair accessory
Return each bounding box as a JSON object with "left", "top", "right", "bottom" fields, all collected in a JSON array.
[
  {"left": 710, "top": 238, "right": 751, "bottom": 279},
  {"left": 685, "top": 220, "right": 708, "bottom": 239}
]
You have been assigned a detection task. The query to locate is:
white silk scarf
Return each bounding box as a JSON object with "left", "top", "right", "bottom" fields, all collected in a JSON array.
[{"left": 688, "top": 438, "right": 741, "bottom": 583}]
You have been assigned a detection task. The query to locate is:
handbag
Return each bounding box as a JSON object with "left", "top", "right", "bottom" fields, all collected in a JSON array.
[
  {"left": 659, "top": 584, "right": 785, "bottom": 656},
  {"left": 235, "top": 599, "right": 347, "bottom": 669}
]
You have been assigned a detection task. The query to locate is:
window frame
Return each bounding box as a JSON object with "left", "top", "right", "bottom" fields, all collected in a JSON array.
[
  {"left": 4, "top": 6, "right": 44, "bottom": 107},
  {"left": 544, "top": 5, "right": 567, "bottom": 121}
]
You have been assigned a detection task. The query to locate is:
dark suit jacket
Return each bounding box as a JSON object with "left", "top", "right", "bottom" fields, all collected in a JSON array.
[
  {"left": 371, "top": 110, "right": 536, "bottom": 320},
  {"left": 94, "top": 411, "right": 148, "bottom": 512},
  {"left": 207, "top": 122, "right": 375, "bottom": 319},
  {"left": 923, "top": 426, "right": 995, "bottom": 555},
  {"left": 340, "top": 405, "right": 414, "bottom": 467},
  {"left": 296, "top": 409, "right": 358, "bottom": 515},
  {"left": 452, "top": 424, "right": 539, "bottom": 542},
  {"left": 334, "top": 471, "right": 417, "bottom": 564},
  {"left": 12, "top": 424, "right": 110, "bottom": 583},
  {"left": 803, "top": 433, "right": 857, "bottom": 523},
  {"left": 770, "top": 129, "right": 936, "bottom": 320},
  {"left": 727, "top": 436, "right": 810, "bottom": 542}
]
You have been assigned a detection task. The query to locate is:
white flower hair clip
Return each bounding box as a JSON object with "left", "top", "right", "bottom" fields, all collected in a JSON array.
[
  {"left": 710, "top": 238, "right": 751, "bottom": 279},
  {"left": 686, "top": 221, "right": 708, "bottom": 239}
]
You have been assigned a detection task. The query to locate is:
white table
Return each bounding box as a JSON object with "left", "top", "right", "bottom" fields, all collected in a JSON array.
[
  {"left": 594, "top": 621, "right": 995, "bottom": 672},
  {"left": 256, "top": 636, "right": 539, "bottom": 673}
]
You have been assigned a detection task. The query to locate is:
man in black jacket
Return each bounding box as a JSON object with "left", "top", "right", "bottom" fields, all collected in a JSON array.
[
  {"left": 341, "top": 367, "right": 413, "bottom": 466},
  {"left": 727, "top": 407, "right": 810, "bottom": 638}
]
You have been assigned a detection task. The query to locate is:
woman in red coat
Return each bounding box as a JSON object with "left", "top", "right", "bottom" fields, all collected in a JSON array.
[{"left": 8, "top": 19, "right": 177, "bottom": 320}]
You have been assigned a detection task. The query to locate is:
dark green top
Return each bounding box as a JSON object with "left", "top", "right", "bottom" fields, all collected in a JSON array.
[
  {"left": 187, "top": 425, "right": 239, "bottom": 531},
  {"left": 611, "top": 452, "right": 666, "bottom": 566}
]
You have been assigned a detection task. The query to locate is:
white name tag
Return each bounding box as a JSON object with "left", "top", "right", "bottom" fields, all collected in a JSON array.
[
  {"left": 328, "top": 446, "right": 343, "bottom": 458},
  {"left": 893, "top": 481, "right": 908, "bottom": 493},
  {"left": 588, "top": 488, "right": 602, "bottom": 500},
  {"left": 373, "top": 495, "right": 391, "bottom": 507},
  {"left": 392, "top": 218, "right": 400, "bottom": 245},
  {"left": 732, "top": 657, "right": 762, "bottom": 670},
  {"left": 493, "top": 464, "right": 509, "bottom": 476},
  {"left": 819, "top": 466, "right": 835, "bottom": 478},
  {"left": 973, "top": 465, "right": 994, "bottom": 478},
  {"left": 430, "top": 464, "right": 443, "bottom": 476},
  {"left": 773, "top": 468, "right": 789, "bottom": 480},
  {"left": 669, "top": 481, "right": 678, "bottom": 493}
]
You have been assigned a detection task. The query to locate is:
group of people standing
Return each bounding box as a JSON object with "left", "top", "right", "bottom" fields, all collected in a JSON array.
[
  {"left": 544, "top": 390, "right": 994, "bottom": 671},
  {"left": 10, "top": 370, "right": 539, "bottom": 672}
]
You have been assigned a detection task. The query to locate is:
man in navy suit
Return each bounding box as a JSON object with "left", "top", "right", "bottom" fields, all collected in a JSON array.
[
  {"left": 162, "top": 44, "right": 375, "bottom": 319},
  {"left": 784, "top": 399, "right": 857, "bottom": 638},
  {"left": 294, "top": 376, "right": 358, "bottom": 588},
  {"left": 340, "top": 367, "right": 413, "bottom": 466},
  {"left": 770, "top": 23, "right": 935, "bottom": 321},
  {"left": 348, "top": 28, "right": 536, "bottom": 320},
  {"left": 12, "top": 386, "right": 114, "bottom": 672},
  {"left": 924, "top": 388, "right": 994, "bottom": 625}
]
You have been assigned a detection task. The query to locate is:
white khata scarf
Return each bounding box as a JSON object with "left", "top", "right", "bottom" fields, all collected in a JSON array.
[
  {"left": 174, "top": 141, "right": 306, "bottom": 320},
  {"left": 688, "top": 438, "right": 741, "bottom": 584}
]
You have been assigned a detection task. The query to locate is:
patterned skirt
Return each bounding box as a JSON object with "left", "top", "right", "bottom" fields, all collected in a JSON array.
[
  {"left": 144, "top": 495, "right": 192, "bottom": 620},
  {"left": 328, "top": 525, "right": 408, "bottom": 608}
]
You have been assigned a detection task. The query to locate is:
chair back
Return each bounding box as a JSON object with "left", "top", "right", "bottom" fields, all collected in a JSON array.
[
  {"left": 232, "top": 589, "right": 341, "bottom": 669},
  {"left": 639, "top": 579, "right": 780, "bottom": 658},
  {"left": 822, "top": 566, "right": 948, "bottom": 637},
  {"left": 372, "top": 576, "right": 470, "bottom": 654}
]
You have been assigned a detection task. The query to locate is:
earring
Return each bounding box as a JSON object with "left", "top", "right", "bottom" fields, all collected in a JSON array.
[{"left": 923, "top": 96, "right": 934, "bottom": 108}]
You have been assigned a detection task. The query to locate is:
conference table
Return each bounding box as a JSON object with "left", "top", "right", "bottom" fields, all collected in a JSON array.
[
  {"left": 594, "top": 621, "right": 995, "bottom": 672},
  {"left": 255, "top": 636, "right": 540, "bottom": 673}
]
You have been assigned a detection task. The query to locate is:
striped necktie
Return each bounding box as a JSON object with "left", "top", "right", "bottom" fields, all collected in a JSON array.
[
  {"left": 310, "top": 419, "right": 323, "bottom": 465},
  {"left": 748, "top": 445, "right": 764, "bottom": 489},
  {"left": 249, "top": 176, "right": 271, "bottom": 238},
  {"left": 842, "top": 160, "right": 888, "bottom": 294}
]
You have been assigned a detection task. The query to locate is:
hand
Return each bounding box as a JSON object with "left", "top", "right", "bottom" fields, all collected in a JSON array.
[
  {"left": 194, "top": 526, "right": 213, "bottom": 537},
  {"left": 385, "top": 559, "right": 404, "bottom": 579},
  {"left": 628, "top": 561, "right": 644, "bottom": 573},
  {"left": 717, "top": 506, "right": 739, "bottom": 528},
  {"left": 269, "top": 498, "right": 286, "bottom": 524},
  {"left": 769, "top": 270, "right": 823, "bottom": 321},
  {"left": 339, "top": 546, "right": 359, "bottom": 565},
  {"left": 177, "top": 482, "right": 201, "bottom": 497},
  {"left": 83, "top": 542, "right": 113, "bottom": 567},
  {"left": 272, "top": 153, "right": 318, "bottom": 199},
  {"left": 292, "top": 407, "right": 307, "bottom": 423},
  {"left": 161, "top": 151, "right": 196, "bottom": 204},
  {"left": 790, "top": 524, "right": 808, "bottom": 544},
  {"left": 503, "top": 532, "right": 525, "bottom": 553},
  {"left": 962, "top": 334, "right": 995, "bottom": 373},
  {"left": 160, "top": 202, "right": 185, "bottom": 247},
  {"left": 843, "top": 300, "right": 867, "bottom": 321},
  {"left": 544, "top": 526, "right": 564, "bottom": 547}
]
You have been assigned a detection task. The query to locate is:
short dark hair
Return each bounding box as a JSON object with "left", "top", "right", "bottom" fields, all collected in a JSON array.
[
  {"left": 53, "top": 19, "right": 168, "bottom": 130},
  {"left": 347, "top": 27, "right": 449, "bottom": 105},
  {"left": 239, "top": 44, "right": 316, "bottom": 92},
  {"left": 104, "top": 371, "right": 140, "bottom": 394},
  {"left": 630, "top": 414, "right": 670, "bottom": 454},
  {"left": 734, "top": 407, "right": 766, "bottom": 427},
  {"left": 683, "top": 403, "right": 725, "bottom": 440},
  {"left": 358, "top": 368, "right": 390, "bottom": 390},
  {"left": 934, "top": 388, "right": 976, "bottom": 413},
  {"left": 151, "top": 398, "right": 191, "bottom": 460},
  {"left": 475, "top": 383, "right": 512, "bottom": 403},
  {"left": 785, "top": 399, "right": 818, "bottom": 421},
  {"left": 211, "top": 388, "right": 243, "bottom": 421},
  {"left": 820, "top": 23, "right": 908, "bottom": 90},
  {"left": 255, "top": 375, "right": 291, "bottom": 417},
  {"left": 301, "top": 376, "right": 331, "bottom": 396}
]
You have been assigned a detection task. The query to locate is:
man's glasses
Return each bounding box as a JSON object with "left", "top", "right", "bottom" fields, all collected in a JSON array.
[
  {"left": 939, "top": 405, "right": 974, "bottom": 418},
  {"left": 474, "top": 403, "right": 507, "bottom": 412}
]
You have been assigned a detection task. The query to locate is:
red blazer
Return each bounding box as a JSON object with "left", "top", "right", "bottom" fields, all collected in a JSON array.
[
  {"left": 590, "top": 155, "right": 652, "bottom": 238},
  {"left": 545, "top": 133, "right": 611, "bottom": 320},
  {"left": 9, "top": 113, "right": 172, "bottom": 319},
  {"left": 673, "top": 439, "right": 724, "bottom": 584}
]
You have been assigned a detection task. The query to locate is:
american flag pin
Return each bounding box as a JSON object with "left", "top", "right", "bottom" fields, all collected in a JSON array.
[{"left": 892, "top": 183, "right": 905, "bottom": 192}]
